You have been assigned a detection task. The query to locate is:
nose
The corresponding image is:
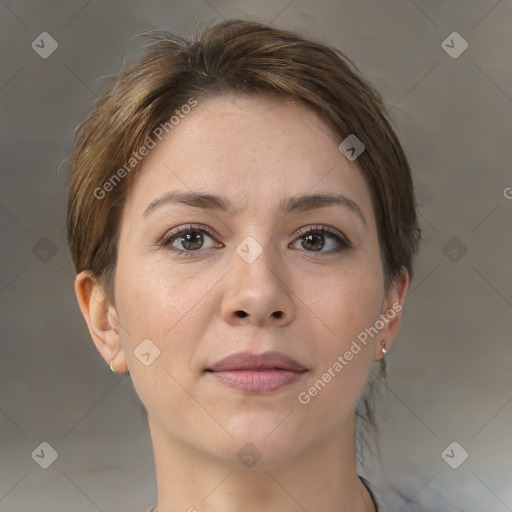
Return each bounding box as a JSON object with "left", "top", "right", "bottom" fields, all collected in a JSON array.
[{"left": 220, "top": 241, "right": 295, "bottom": 327}]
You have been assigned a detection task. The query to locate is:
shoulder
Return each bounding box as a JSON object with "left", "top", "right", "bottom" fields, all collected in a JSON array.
[{"left": 359, "top": 476, "right": 388, "bottom": 512}]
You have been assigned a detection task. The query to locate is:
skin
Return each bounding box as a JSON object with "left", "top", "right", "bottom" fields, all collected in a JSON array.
[{"left": 75, "top": 94, "right": 409, "bottom": 512}]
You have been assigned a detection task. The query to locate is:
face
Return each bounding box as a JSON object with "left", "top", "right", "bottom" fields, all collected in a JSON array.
[{"left": 106, "top": 94, "right": 400, "bottom": 468}]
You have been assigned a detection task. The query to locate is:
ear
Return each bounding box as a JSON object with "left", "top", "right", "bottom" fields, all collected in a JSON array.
[
  {"left": 74, "top": 270, "right": 128, "bottom": 373},
  {"left": 373, "top": 267, "right": 410, "bottom": 360}
]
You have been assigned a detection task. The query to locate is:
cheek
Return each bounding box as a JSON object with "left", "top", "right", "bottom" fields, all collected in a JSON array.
[
  {"left": 113, "top": 262, "right": 207, "bottom": 421},
  {"left": 306, "top": 255, "right": 384, "bottom": 341},
  {"left": 116, "top": 261, "right": 204, "bottom": 344},
  {"left": 114, "top": 255, "right": 218, "bottom": 383},
  {"left": 299, "top": 252, "right": 384, "bottom": 388},
  {"left": 297, "top": 270, "right": 382, "bottom": 416}
]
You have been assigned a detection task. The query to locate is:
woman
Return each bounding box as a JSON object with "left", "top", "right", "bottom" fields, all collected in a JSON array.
[{"left": 67, "top": 19, "right": 420, "bottom": 512}]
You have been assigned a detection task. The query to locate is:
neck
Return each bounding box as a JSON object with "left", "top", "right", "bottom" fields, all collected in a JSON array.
[{"left": 148, "top": 412, "right": 376, "bottom": 512}]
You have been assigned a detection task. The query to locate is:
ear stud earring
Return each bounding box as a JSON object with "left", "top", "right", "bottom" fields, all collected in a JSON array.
[{"left": 381, "top": 341, "right": 388, "bottom": 355}]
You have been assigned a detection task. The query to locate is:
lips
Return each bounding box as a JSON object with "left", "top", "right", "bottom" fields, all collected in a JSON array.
[
  {"left": 206, "top": 350, "right": 307, "bottom": 373},
  {"left": 205, "top": 351, "right": 308, "bottom": 393}
]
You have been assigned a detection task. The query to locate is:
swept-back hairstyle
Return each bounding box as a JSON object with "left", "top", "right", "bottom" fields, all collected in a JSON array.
[{"left": 67, "top": 19, "right": 421, "bottom": 465}]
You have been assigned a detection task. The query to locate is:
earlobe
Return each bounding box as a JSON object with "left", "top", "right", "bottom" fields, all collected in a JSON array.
[
  {"left": 74, "top": 271, "right": 128, "bottom": 372},
  {"left": 374, "top": 268, "right": 410, "bottom": 360}
]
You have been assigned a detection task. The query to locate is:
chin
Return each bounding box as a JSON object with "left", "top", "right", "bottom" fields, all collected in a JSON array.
[
  {"left": 204, "top": 423, "right": 306, "bottom": 470},
  {"left": 214, "top": 442, "right": 300, "bottom": 472}
]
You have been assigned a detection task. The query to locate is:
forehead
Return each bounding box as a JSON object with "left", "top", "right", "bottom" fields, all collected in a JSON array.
[{"left": 125, "top": 94, "right": 374, "bottom": 220}]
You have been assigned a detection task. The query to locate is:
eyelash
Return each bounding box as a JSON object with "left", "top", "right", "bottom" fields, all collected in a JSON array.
[{"left": 158, "top": 223, "right": 352, "bottom": 257}]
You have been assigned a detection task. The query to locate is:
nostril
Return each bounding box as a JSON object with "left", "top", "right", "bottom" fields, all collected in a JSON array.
[{"left": 234, "top": 310, "right": 283, "bottom": 319}]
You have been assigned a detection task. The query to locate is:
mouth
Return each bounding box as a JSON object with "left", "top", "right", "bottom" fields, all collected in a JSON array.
[{"left": 205, "top": 350, "right": 308, "bottom": 393}]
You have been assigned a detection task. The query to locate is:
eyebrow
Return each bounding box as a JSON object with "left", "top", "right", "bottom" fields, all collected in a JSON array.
[{"left": 142, "top": 191, "right": 367, "bottom": 225}]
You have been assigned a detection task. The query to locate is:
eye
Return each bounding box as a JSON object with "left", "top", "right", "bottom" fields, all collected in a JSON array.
[
  {"left": 157, "top": 223, "right": 352, "bottom": 258},
  {"left": 159, "top": 224, "right": 223, "bottom": 256},
  {"left": 290, "top": 225, "right": 352, "bottom": 255}
]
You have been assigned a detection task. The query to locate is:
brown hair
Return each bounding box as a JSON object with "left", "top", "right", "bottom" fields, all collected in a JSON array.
[{"left": 66, "top": 19, "right": 421, "bottom": 463}]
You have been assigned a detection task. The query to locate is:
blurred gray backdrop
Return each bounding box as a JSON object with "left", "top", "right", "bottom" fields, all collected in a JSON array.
[{"left": 1, "top": 1, "right": 511, "bottom": 511}]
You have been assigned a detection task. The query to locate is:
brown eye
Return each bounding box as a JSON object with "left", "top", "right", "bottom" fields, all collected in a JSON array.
[
  {"left": 301, "top": 232, "right": 326, "bottom": 251},
  {"left": 176, "top": 230, "right": 204, "bottom": 251},
  {"left": 291, "top": 226, "right": 351, "bottom": 255},
  {"left": 160, "top": 225, "right": 222, "bottom": 256}
]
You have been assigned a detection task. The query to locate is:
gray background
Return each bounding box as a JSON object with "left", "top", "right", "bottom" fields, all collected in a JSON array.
[{"left": 1, "top": 0, "right": 511, "bottom": 511}]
